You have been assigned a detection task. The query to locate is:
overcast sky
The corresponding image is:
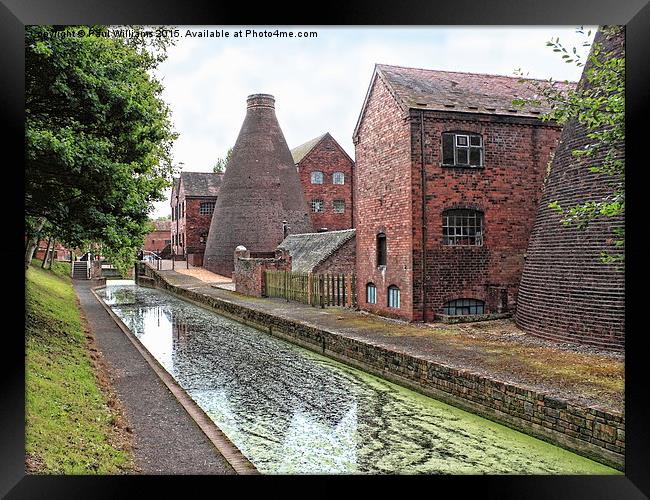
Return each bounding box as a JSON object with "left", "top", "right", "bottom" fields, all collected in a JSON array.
[{"left": 150, "top": 26, "right": 596, "bottom": 218}]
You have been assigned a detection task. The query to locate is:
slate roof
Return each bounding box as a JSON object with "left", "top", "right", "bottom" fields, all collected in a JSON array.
[
  {"left": 178, "top": 172, "right": 223, "bottom": 197},
  {"left": 374, "top": 64, "right": 575, "bottom": 118},
  {"left": 153, "top": 220, "right": 171, "bottom": 231},
  {"left": 290, "top": 133, "right": 328, "bottom": 165},
  {"left": 278, "top": 229, "right": 356, "bottom": 273}
]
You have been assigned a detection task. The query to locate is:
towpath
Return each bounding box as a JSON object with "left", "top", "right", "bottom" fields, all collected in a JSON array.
[{"left": 73, "top": 280, "right": 236, "bottom": 475}]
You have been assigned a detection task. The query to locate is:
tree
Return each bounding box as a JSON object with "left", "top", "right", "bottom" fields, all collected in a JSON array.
[
  {"left": 25, "top": 25, "right": 179, "bottom": 275},
  {"left": 213, "top": 147, "right": 233, "bottom": 173},
  {"left": 514, "top": 26, "right": 624, "bottom": 263}
]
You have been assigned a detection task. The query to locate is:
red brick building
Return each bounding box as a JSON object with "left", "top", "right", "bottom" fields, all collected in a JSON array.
[
  {"left": 171, "top": 171, "right": 223, "bottom": 264},
  {"left": 33, "top": 240, "right": 72, "bottom": 261},
  {"left": 353, "top": 64, "right": 570, "bottom": 321},
  {"left": 291, "top": 133, "right": 354, "bottom": 231},
  {"left": 143, "top": 220, "right": 171, "bottom": 254}
]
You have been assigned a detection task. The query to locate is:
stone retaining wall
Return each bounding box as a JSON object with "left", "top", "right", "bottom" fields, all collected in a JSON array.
[{"left": 138, "top": 265, "right": 624, "bottom": 470}]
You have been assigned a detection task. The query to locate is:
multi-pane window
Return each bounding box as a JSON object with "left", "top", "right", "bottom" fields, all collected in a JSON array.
[
  {"left": 443, "top": 209, "right": 484, "bottom": 246},
  {"left": 311, "top": 171, "right": 324, "bottom": 184},
  {"left": 311, "top": 199, "right": 324, "bottom": 213},
  {"left": 442, "top": 132, "right": 483, "bottom": 167},
  {"left": 200, "top": 201, "right": 215, "bottom": 215},
  {"left": 366, "top": 283, "right": 377, "bottom": 304},
  {"left": 333, "top": 200, "right": 345, "bottom": 213},
  {"left": 441, "top": 298, "right": 485, "bottom": 316},
  {"left": 376, "top": 233, "right": 387, "bottom": 267},
  {"left": 332, "top": 172, "right": 345, "bottom": 185},
  {"left": 388, "top": 285, "right": 400, "bottom": 308}
]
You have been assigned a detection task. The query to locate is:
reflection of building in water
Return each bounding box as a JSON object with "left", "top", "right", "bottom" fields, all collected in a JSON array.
[
  {"left": 140, "top": 306, "right": 174, "bottom": 370},
  {"left": 168, "top": 315, "right": 361, "bottom": 465}
]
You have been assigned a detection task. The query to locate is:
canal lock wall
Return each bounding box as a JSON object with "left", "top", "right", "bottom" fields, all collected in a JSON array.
[{"left": 137, "top": 266, "right": 624, "bottom": 470}]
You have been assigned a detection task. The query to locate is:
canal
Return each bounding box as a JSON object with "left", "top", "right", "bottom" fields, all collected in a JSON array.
[{"left": 97, "top": 282, "right": 618, "bottom": 475}]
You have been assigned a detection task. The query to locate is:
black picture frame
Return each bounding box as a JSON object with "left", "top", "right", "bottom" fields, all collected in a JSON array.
[{"left": 3, "top": 0, "right": 648, "bottom": 497}]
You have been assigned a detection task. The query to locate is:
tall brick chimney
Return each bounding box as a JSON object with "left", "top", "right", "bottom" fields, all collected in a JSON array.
[
  {"left": 515, "top": 27, "right": 625, "bottom": 350},
  {"left": 203, "top": 94, "right": 313, "bottom": 276}
]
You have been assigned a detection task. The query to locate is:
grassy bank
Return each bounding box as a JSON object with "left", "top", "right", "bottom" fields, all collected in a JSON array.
[{"left": 25, "top": 261, "right": 133, "bottom": 474}]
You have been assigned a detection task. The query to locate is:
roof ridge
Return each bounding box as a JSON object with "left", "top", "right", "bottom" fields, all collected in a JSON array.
[{"left": 376, "top": 63, "right": 577, "bottom": 85}]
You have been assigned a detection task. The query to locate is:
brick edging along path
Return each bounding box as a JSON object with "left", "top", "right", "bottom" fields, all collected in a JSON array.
[
  {"left": 73, "top": 280, "right": 251, "bottom": 475},
  {"left": 138, "top": 266, "right": 624, "bottom": 471}
]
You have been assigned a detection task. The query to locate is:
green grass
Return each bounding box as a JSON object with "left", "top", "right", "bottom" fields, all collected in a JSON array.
[{"left": 25, "top": 262, "right": 133, "bottom": 474}]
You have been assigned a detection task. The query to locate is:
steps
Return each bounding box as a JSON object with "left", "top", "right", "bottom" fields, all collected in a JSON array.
[{"left": 72, "top": 261, "right": 89, "bottom": 280}]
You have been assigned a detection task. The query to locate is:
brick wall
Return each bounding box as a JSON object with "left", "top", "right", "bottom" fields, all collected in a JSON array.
[
  {"left": 515, "top": 28, "right": 625, "bottom": 350},
  {"left": 354, "top": 75, "right": 414, "bottom": 320},
  {"left": 412, "top": 112, "right": 562, "bottom": 320},
  {"left": 144, "top": 230, "right": 171, "bottom": 253},
  {"left": 313, "top": 237, "right": 356, "bottom": 275},
  {"left": 354, "top": 74, "right": 562, "bottom": 322},
  {"left": 171, "top": 184, "right": 216, "bottom": 257},
  {"left": 234, "top": 248, "right": 292, "bottom": 296},
  {"left": 297, "top": 134, "right": 354, "bottom": 231}
]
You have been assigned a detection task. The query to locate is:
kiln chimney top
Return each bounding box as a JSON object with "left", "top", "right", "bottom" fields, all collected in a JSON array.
[{"left": 247, "top": 94, "right": 275, "bottom": 109}]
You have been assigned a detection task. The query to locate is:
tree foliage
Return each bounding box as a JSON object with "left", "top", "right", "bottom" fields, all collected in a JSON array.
[
  {"left": 213, "top": 147, "right": 233, "bottom": 173},
  {"left": 514, "top": 26, "right": 624, "bottom": 264},
  {"left": 25, "top": 25, "right": 179, "bottom": 274}
]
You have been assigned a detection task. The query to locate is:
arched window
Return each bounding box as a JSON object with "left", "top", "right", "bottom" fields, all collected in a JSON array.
[
  {"left": 332, "top": 172, "right": 345, "bottom": 184},
  {"left": 376, "top": 233, "right": 387, "bottom": 267},
  {"left": 443, "top": 209, "right": 484, "bottom": 246},
  {"left": 366, "top": 283, "right": 377, "bottom": 304},
  {"left": 311, "top": 171, "right": 324, "bottom": 184},
  {"left": 388, "top": 285, "right": 401, "bottom": 308},
  {"left": 442, "top": 132, "right": 483, "bottom": 167},
  {"left": 441, "top": 298, "right": 485, "bottom": 316}
]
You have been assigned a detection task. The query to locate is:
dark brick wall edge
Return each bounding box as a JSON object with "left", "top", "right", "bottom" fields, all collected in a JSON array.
[{"left": 138, "top": 266, "right": 624, "bottom": 471}]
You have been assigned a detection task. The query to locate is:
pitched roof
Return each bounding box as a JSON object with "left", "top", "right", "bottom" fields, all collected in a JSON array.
[
  {"left": 376, "top": 64, "right": 574, "bottom": 117},
  {"left": 290, "top": 133, "right": 328, "bottom": 164},
  {"left": 279, "top": 229, "right": 356, "bottom": 273},
  {"left": 354, "top": 64, "right": 576, "bottom": 138},
  {"left": 153, "top": 220, "right": 171, "bottom": 231},
  {"left": 178, "top": 171, "right": 223, "bottom": 197}
]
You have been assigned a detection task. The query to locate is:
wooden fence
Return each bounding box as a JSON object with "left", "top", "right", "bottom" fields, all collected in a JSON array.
[{"left": 264, "top": 271, "right": 356, "bottom": 308}]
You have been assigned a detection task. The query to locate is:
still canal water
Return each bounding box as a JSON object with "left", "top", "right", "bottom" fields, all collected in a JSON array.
[{"left": 97, "top": 283, "right": 617, "bottom": 474}]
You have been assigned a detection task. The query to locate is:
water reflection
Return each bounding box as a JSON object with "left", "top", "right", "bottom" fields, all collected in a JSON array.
[{"left": 98, "top": 284, "right": 617, "bottom": 475}]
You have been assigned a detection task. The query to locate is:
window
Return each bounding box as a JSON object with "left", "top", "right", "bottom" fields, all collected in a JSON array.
[
  {"left": 311, "top": 199, "right": 324, "bottom": 213},
  {"left": 200, "top": 201, "right": 215, "bottom": 215},
  {"left": 332, "top": 172, "right": 345, "bottom": 185},
  {"left": 376, "top": 233, "right": 387, "bottom": 267},
  {"left": 165, "top": 239, "right": 171, "bottom": 245},
  {"left": 311, "top": 171, "right": 324, "bottom": 184},
  {"left": 333, "top": 200, "right": 345, "bottom": 213},
  {"left": 366, "top": 283, "right": 377, "bottom": 304},
  {"left": 388, "top": 286, "right": 400, "bottom": 308},
  {"left": 441, "top": 298, "right": 485, "bottom": 316},
  {"left": 443, "top": 209, "right": 484, "bottom": 246},
  {"left": 442, "top": 132, "right": 483, "bottom": 167}
]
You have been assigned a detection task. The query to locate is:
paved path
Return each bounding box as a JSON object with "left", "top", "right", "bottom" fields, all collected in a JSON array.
[{"left": 73, "top": 280, "right": 235, "bottom": 475}]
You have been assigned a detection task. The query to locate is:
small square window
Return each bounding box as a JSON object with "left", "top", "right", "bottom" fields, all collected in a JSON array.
[
  {"left": 456, "top": 135, "right": 469, "bottom": 147},
  {"left": 333, "top": 200, "right": 345, "bottom": 213},
  {"left": 311, "top": 199, "right": 324, "bottom": 212},
  {"left": 311, "top": 171, "right": 324, "bottom": 184}
]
